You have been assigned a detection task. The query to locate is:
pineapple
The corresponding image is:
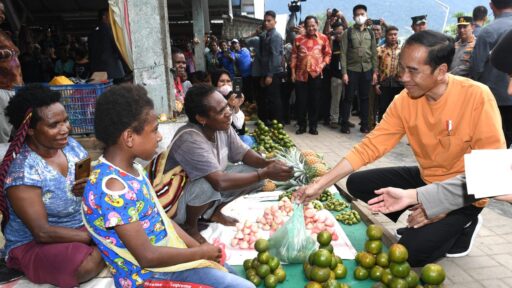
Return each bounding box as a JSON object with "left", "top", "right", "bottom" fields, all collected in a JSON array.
[
  {"left": 309, "top": 163, "right": 328, "bottom": 178},
  {"left": 301, "top": 150, "right": 318, "bottom": 158},
  {"left": 304, "top": 155, "right": 321, "bottom": 166},
  {"left": 262, "top": 180, "right": 277, "bottom": 191}
]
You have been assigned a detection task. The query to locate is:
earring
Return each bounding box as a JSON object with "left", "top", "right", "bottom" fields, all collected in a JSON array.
[{"left": 202, "top": 122, "right": 206, "bottom": 127}]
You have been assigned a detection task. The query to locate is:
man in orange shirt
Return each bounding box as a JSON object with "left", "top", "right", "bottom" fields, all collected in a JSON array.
[
  {"left": 291, "top": 15, "right": 332, "bottom": 135},
  {"left": 298, "top": 30, "right": 506, "bottom": 266}
]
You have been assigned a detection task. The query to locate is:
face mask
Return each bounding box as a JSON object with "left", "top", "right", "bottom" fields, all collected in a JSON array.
[{"left": 355, "top": 15, "right": 367, "bottom": 25}]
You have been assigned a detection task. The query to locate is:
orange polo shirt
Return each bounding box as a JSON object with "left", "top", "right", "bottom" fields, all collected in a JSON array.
[{"left": 345, "top": 74, "right": 506, "bottom": 184}]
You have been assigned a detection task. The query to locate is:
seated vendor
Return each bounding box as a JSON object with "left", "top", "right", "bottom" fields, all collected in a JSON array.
[
  {"left": 83, "top": 84, "right": 254, "bottom": 288},
  {"left": 0, "top": 85, "right": 104, "bottom": 287},
  {"left": 164, "top": 84, "right": 293, "bottom": 243}
]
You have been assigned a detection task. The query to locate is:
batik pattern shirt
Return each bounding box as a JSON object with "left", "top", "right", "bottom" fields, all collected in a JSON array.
[
  {"left": 4, "top": 137, "right": 87, "bottom": 254},
  {"left": 377, "top": 44, "right": 401, "bottom": 87},
  {"left": 83, "top": 157, "right": 167, "bottom": 288},
  {"left": 291, "top": 32, "right": 332, "bottom": 82}
]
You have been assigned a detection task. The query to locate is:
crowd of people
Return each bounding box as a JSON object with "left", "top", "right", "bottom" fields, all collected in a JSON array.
[{"left": 0, "top": 0, "right": 512, "bottom": 287}]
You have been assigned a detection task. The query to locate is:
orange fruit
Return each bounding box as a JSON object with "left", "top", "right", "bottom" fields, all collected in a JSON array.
[
  {"left": 381, "top": 269, "right": 393, "bottom": 286},
  {"left": 376, "top": 252, "right": 389, "bottom": 267},
  {"left": 258, "top": 251, "right": 270, "bottom": 264},
  {"left": 322, "top": 279, "right": 339, "bottom": 288},
  {"left": 311, "top": 266, "right": 331, "bottom": 283},
  {"left": 365, "top": 240, "right": 383, "bottom": 254},
  {"left": 421, "top": 263, "right": 446, "bottom": 285},
  {"left": 388, "top": 243, "right": 409, "bottom": 263},
  {"left": 334, "top": 263, "right": 347, "bottom": 279},
  {"left": 367, "top": 224, "right": 384, "bottom": 240},
  {"left": 358, "top": 251, "right": 376, "bottom": 269},
  {"left": 389, "top": 277, "right": 409, "bottom": 288},
  {"left": 308, "top": 252, "right": 315, "bottom": 265},
  {"left": 320, "top": 244, "right": 334, "bottom": 254},
  {"left": 370, "top": 265, "right": 384, "bottom": 281},
  {"left": 390, "top": 261, "right": 411, "bottom": 278},
  {"left": 304, "top": 281, "right": 322, "bottom": 288},
  {"left": 268, "top": 256, "right": 280, "bottom": 271},
  {"left": 255, "top": 239, "right": 269, "bottom": 252},
  {"left": 251, "top": 258, "right": 260, "bottom": 269},
  {"left": 273, "top": 267, "right": 286, "bottom": 283},
  {"left": 257, "top": 264, "right": 271, "bottom": 278},
  {"left": 312, "top": 249, "right": 333, "bottom": 268},
  {"left": 243, "top": 259, "right": 252, "bottom": 271},
  {"left": 264, "top": 274, "right": 278, "bottom": 288},
  {"left": 246, "top": 268, "right": 257, "bottom": 277},
  {"left": 303, "top": 262, "right": 313, "bottom": 280},
  {"left": 405, "top": 270, "right": 420, "bottom": 287},
  {"left": 354, "top": 266, "right": 369, "bottom": 280},
  {"left": 248, "top": 274, "right": 261, "bottom": 286},
  {"left": 317, "top": 231, "right": 332, "bottom": 246}
]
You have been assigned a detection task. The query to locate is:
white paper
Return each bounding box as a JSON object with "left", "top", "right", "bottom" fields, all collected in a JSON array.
[{"left": 464, "top": 149, "right": 512, "bottom": 198}]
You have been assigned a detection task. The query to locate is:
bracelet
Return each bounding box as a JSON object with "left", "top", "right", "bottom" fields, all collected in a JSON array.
[{"left": 256, "top": 169, "right": 262, "bottom": 181}]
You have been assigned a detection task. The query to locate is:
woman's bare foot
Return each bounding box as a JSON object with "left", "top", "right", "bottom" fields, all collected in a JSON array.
[{"left": 210, "top": 211, "right": 238, "bottom": 226}]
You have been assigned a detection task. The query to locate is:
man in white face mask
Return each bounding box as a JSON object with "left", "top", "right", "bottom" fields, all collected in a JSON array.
[{"left": 339, "top": 4, "right": 378, "bottom": 134}]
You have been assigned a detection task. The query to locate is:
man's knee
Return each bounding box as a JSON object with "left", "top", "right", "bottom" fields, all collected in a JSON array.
[{"left": 346, "top": 172, "right": 368, "bottom": 199}]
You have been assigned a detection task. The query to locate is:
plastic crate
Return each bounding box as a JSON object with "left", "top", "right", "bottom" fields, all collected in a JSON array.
[{"left": 16, "top": 81, "right": 112, "bottom": 135}]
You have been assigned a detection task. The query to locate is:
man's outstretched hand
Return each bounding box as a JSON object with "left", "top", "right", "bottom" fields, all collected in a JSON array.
[{"left": 368, "top": 187, "right": 418, "bottom": 214}]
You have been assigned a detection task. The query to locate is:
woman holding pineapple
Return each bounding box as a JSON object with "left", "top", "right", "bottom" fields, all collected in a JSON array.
[{"left": 163, "top": 85, "right": 293, "bottom": 243}]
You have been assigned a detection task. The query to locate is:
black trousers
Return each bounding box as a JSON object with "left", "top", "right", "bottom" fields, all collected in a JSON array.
[
  {"left": 379, "top": 86, "right": 403, "bottom": 122},
  {"left": 341, "top": 70, "right": 372, "bottom": 127},
  {"left": 321, "top": 68, "right": 332, "bottom": 124},
  {"left": 242, "top": 76, "right": 253, "bottom": 103},
  {"left": 281, "top": 70, "right": 294, "bottom": 124},
  {"left": 261, "top": 75, "right": 284, "bottom": 124},
  {"left": 295, "top": 75, "right": 322, "bottom": 129},
  {"left": 347, "top": 166, "right": 482, "bottom": 267},
  {"left": 499, "top": 105, "right": 512, "bottom": 148}
]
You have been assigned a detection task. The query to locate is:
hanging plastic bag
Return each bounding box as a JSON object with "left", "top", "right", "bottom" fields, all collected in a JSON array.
[{"left": 268, "top": 203, "right": 317, "bottom": 263}]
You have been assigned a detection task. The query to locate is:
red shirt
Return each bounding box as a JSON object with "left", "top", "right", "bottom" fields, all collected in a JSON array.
[{"left": 291, "top": 32, "right": 331, "bottom": 82}]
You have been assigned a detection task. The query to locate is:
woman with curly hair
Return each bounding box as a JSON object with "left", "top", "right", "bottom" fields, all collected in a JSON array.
[{"left": 0, "top": 84, "right": 104, "bottom": 287}]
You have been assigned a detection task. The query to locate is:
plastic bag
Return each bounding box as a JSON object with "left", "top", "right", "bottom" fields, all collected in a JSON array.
[{"left": 268, "top": 203, "right": 317, "bottom": 263}]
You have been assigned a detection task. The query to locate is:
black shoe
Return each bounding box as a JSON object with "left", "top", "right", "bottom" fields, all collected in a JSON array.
[
  {"left": 309, "top": 128, "right": 318, "bottom": 135},
  {"left": 296, "top": 127, "right": 307, "bottom": 135},
  {"left": 340, "top": 125, "right": 350, "bottom": 134},
  {"left": 360, "top": 126, "right": 370, "bottom": 133},
  {"left": 348, "top": 121, "right": 356, "bottom": 128},
  {"left": 446, "top": 214, "right": 483, "bottom": 257}
]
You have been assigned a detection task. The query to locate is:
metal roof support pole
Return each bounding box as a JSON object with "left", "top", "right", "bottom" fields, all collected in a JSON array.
[
  {"left": 192, "top": 0, "right": 206, "bottom": 71},
  {"left": 127, "top": 0, "right": 172, "bottom": 114}
]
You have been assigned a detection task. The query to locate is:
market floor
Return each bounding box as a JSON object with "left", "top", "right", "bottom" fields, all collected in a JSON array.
[{"left": 279, "top": 121, "right": 512, "bottom": 288}]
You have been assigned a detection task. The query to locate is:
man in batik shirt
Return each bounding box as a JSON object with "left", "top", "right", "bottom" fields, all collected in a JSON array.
[{"left": 291, "top": 15, "right": 332, "bottom": 135}]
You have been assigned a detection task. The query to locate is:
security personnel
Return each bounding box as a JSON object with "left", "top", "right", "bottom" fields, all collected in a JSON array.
[
  {"left": 450, "top": 16, "right": 476, "bottom": 77},
  {"left": 411, "top": 15, "right": 427, "bottom": 33}
]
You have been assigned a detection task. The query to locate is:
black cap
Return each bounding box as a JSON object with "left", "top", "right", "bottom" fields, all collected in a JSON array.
[
  {"left": 491, "top": 29, "right": 512, "bottom": 74},
  {"left": 411, "top": 15, "right": 427, "bottom": 25},
  {"left": 456, "top": 16, "right": 473, "bottom": 26}
]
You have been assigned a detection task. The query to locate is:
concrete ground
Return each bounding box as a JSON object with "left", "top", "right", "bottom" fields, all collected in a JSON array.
[{"left": 282, "top": 121, "right": 512, "bottom": 288}]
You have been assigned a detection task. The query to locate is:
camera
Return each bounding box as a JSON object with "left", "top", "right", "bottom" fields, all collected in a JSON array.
[{"left": 289, "top": 0, "right": 306, "bottom": 13}]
